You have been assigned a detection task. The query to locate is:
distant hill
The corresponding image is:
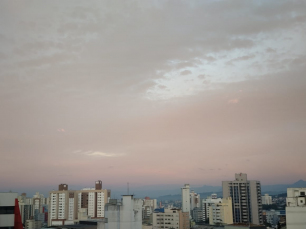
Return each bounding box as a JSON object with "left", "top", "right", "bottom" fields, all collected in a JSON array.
[
  {"left": 151, "top": 180, "right": 306, "bottom": 201},
  {"left": 261, "top": 180, "right": 306, "bottom": 194}
]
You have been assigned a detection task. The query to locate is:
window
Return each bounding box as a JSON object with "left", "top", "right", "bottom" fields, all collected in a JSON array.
[{"left": 0, "top": 206, "right": 15, "bottom": 214}]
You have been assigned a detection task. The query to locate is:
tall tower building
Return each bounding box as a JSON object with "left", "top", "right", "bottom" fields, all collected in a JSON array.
[
  {"left": 181, "top": 184, "right": 190, "bottom": 216},
  {"left": 222, "top": 173, "right": 263, "bottom": 225}
]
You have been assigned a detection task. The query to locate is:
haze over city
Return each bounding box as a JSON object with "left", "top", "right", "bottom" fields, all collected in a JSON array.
[{"left": 0, "top": 0, "right": 306, "bottom": 196}]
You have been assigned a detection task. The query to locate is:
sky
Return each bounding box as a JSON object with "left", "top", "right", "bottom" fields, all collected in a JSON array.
[{"left": 0, "top": 0, "right": 306, "bottom": 196}]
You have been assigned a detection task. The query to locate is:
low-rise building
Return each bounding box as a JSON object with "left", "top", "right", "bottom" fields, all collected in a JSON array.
[
  {"left": 152, "top": 208, "right": 189, "bottom": 229},
  {"left": 25, "top": 219, "right": 42, "bottom": 229}
]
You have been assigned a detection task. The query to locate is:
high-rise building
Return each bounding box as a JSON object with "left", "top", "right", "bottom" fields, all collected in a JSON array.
[
  {"left": 222, "top": 173, "right": 263, "bottom": 225},
  {"left": 181, "top": 184, "right": 190, "bottom": 215},
  {"left": 190, "top": 191, "right": 200, "bottom": 211},
  {"left": 153, "top": 208, "right": 190, "bottom": 229},
  {"left": 201, "top": 194, "right": 222, "bottom": 223},
  {"left": 142, "top": 197, "right": 157, "bottom": 219},
  {"left": 286, "top": 187, "right": 306, "bottom": 229},
  {"left": 105, "top": 195, "right": 142, "bottom": 229},
  {"left": 209, "top": 197, "right": 233, "bottom": 225},
  {"left": 48, "top": 180, "right": 110, "bottom": 226},
  {"left": 261, "top": 194, "right": 272, "bottom": 205},
  {"left": 18, "top": 194, "right": 33, "bottom": 225}
]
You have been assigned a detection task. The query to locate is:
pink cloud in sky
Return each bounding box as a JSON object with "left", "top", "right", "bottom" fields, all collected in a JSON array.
[{"left": 0, "top": 0, "right": 305, "bottom": 193}]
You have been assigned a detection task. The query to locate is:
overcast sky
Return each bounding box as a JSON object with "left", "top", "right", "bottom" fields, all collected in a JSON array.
[{"left": 0, "top": 0, "right": 306, "bottom": 195}]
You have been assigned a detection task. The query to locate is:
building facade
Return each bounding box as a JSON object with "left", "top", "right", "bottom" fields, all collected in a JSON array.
[
  {"left": 142, "top": 197, "right": 157, "bottom": 219},
  {"left": 286, "top": 187, "right": 306, "bottom": 229},
  {"left": 181, "top": 184, "right": 190, "bottom": 215},
  {"left": 261, "top": 194, "right": 272, "bottom": 205},
  {"left": 209, "top": 197, "right": 233, "bottom": 225},
  {"left": 105, "top": 195, "right": 142, "bottom": 229},
  {"left": 48, "top": 180, "right": 110, "bottom": 226},
  {"left": 0, "top": 192, "right": 18, "bottom": 229},
  {"left": 153, "top": 208, "right": 190, "bottom": 229},
  {"left": 190, "top": 191, "right": 200, "bottom": 211},
  {"left": 222, "top": 173, "right": 263, "bottom": 225},
  {"left": 201, "top": 194, "right": 222, "bottom": 222}
]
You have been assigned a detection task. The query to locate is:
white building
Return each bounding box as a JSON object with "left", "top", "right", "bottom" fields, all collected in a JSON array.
[
  {"left": 49, "top": 180, "right": 110, "bottom": 226},
  {"left": 0, "top": 192, "right": 18, "bottom": 229},
  {"left": 105, "top": 195, "right": 142, "bottom": 229},
  {"left": 181, "top": 184, "right": 190, "bottom": 215},
  {"left": 264, "top": 209, "right": 280, "bottom": 227},
  {"left": 190, "top": 191, "right": 200, "bottom": 211},
  {"left": 262, "top": 194, "right": 272, "bottom": 205},
  {"left": 286, "top": 187, "right": 306, "bottom": 229},
  {"left": 152, "top": 208, "right": 190, "bottom": 229},
  {"left": 201, "top": 194, "right": 222, "bottom": 222},
  {"left": 223, "top": 173, "right": 263, "bottom": 225}
]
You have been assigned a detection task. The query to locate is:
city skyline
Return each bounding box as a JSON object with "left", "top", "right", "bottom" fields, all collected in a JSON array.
[{"left": 1, "top": 0, "right": 306, "bottom": 193}]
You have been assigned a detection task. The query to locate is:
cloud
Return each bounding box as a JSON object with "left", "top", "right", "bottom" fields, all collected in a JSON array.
[
  {"left": 85, "top": 151, "right": 125, "bottom": 157},
  {"left": 198, "top": 74, "right": 206, "bottom": 79},
  {"left": 180, "top": 70, "right": 192, "bottom": 75}
]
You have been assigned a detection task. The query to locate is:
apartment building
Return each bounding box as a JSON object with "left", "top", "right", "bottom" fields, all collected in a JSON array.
[
  {"left": 190, "top": 190, "right": 200, "bottom": 211},
  {"left": 286, "top": 187, "right": 306, "bottom": 229},
  {"left": 222, "top": 173, "right": 263, "bottom": 225},
  {"left": 181, "top": 184, "right": 190, "bottom": 215},
  {"left": 143, "top": 197, "right": 157, "bottom": 219},
  {"left": 48, "top": 180, "right": 110, "bottom": 226},
  {"left": 153, "top": 208, "right": 190, "bottom": 229},
  {"left": 261, "top": 194, "right": 272, "bottom": 205},
  {"left": 201, "top": 194, "right": 222, "bottom": 222},
  {"left": 18, "top": 194, "right": 33, "bottom": 225},
  {"left": 209, "top": 197, "right": 233, "bottom": 225}
]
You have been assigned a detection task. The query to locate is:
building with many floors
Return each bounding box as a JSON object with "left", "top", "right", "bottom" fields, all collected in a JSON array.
[
  {"left": 261, "top": 194, "right": 272, "bottom": 205},
  {"left": 181, "top": 184, "right": 190, "bottom": 216},
  {"left": 48, "top": 180, "right": 110, "bottom": 226},
  {"left": 142, "top": 197, "right": 157, "bottom": 219},
  {"left": 153, "top": 208, "right": 190, "bottom": 229},
  {"left": 201, "top": 194, "right": 222, "bottom": 222},
  {"left": 222, "top": 173, "right": 263, "bottom": 225},
  {"left": 105, "top": 195, "right": 142, "bottom": 229},
  {"left": 209, "top": 197, "right": 233, "bottom": 226}
]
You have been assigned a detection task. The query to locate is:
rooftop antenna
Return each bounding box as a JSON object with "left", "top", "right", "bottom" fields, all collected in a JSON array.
[{"left": 127, "top": 182, "right": 129, "bottom": 195}]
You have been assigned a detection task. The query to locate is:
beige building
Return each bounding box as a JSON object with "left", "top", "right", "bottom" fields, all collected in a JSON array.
[
  {"left": 223, "top": 173, "right": 263, "bottom": 225},
  {"left": 153, "top": 208, "right": 189, "bottom": 229},
  {"left": 261, "top": 194, "right": 272, "bottom": 205},
  {"left": 209, "top": 197, "right": 233, "bottom": 225},
  {"left": 286, "top": 187, "right": 306, "bottom": 229},
  {"left": 49, "top": 180, "right": 110, "bottom": 226}
]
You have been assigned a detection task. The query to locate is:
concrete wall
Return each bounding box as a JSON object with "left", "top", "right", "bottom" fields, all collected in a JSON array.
[{"left": 286, "top": 206, "right": 306, "bottom": 229}]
